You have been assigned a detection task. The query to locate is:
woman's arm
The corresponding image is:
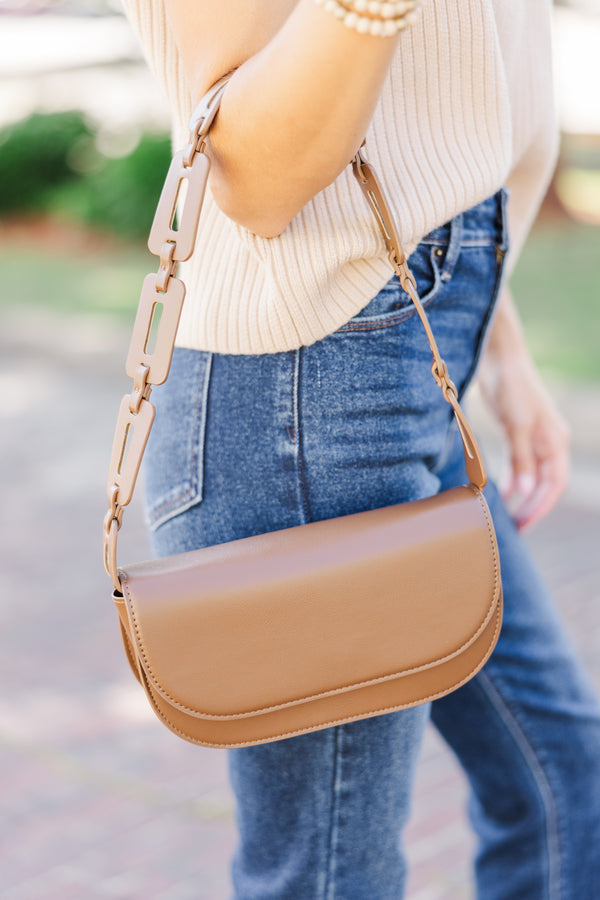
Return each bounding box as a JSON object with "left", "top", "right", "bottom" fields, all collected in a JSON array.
[
  {"left": 165, "top": 0, "right": 403, "bottom": 236},
  {"left": 477, "top": 286, "right": 571, "bottom": 530}
]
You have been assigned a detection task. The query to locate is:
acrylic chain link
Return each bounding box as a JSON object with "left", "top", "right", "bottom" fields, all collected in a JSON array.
[{"left": 103, "top": 73, "right": 233, "bottom": 591}]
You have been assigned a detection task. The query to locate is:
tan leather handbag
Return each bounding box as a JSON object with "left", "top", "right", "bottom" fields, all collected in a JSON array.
[{"left": 103, "top": 74, "right": 502, "bottom": 749}]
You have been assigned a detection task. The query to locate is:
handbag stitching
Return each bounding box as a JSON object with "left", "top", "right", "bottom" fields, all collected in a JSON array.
[
  {"left": 136, "top": 603, "right": 502, "bottom": 748},
  {"left": 121, "top": 486, "right": 500, "bottom": 720}
]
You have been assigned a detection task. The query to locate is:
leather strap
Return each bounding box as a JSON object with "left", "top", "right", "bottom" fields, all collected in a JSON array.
[
  {"left": 103, "top": 71, "right": 487, "bottom": 591},
  {"left": 351, "top": 150, "right": 487, "bottom": 489}
]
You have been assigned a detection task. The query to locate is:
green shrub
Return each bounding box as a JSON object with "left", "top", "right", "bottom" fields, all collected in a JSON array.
[
  {"left": 0, "top": 111, "right": 92, "bottom": 213},
  {"left": 57, "top": 133, "right": 172, "bottom": 239},
  {"left": 0, "top": 111, "right": 172, "bottom": 239}
]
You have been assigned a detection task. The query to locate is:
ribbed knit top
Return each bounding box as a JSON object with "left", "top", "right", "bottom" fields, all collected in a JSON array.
[{"left": 122, "top": 0, "right": 557, "bottom": 354}]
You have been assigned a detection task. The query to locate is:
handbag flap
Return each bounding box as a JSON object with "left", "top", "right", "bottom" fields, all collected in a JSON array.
[{"left": 119, "top": 485, "right": 500, "bottom": 720}]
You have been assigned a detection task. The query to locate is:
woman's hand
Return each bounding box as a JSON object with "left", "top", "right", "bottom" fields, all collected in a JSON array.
[{"left": 477, "top": 287, "right": 571, "bottom": 530}]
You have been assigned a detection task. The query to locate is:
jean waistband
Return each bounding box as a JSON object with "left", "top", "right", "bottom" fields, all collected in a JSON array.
[{"left": 419, "top": 188, "right": 509, "bottom": 257}]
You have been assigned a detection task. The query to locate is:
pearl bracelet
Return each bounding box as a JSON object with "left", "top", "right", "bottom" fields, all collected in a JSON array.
[
  {"left": 314, "top": 0, "right": 420, "bottom": 36},
  {"left": 348, "top": 0, "right": 418, "bottom": 17}
]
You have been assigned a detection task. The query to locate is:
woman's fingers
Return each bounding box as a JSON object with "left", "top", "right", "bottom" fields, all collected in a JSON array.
[
  {"left": 504, "top": 420, "right": 536, "bottom": 499},
  {"left": 477, "top": 286, "right": 571, "bottom": 530},
  {"left": 505, "top": 416, "right": 571, "bottom": 531}
]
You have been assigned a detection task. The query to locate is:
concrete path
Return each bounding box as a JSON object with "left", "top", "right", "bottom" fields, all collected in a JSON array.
[{"left": 1, "top": 307, "right": 598, "bottom": 899}]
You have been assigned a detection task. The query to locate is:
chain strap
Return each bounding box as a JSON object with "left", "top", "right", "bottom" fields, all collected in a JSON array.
[
  {"left": 103, "top": 73, "right": 233, "bottom": 590},
  {"left": 103, "top": 74, "right": 487, "bottom": 591}
]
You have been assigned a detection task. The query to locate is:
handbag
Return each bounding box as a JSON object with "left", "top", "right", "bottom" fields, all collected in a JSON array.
[{"left": 103, "top": 73, "right": 502, "bottom": 748}]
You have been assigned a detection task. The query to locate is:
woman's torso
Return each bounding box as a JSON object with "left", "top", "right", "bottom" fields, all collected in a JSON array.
[{"left": 122, "top": 0, "right": 557, "bottom": 354}]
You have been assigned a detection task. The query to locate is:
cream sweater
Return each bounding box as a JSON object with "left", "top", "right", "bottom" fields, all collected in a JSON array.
[{"left": 122, "top": 0, "right": 557, "bottom": 354}]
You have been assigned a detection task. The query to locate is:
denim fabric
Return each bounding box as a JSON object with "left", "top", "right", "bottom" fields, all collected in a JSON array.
[{"left": 144, "top": 190, "right": 600, "bottom": 899}]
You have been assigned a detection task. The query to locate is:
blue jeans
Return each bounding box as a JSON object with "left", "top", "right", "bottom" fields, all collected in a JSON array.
[{"left": 144, "top": 191, "right": 600, "bottom": 899}]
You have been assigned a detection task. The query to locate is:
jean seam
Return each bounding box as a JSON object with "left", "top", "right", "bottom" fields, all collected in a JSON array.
[
  {"left": 476, "top": 669, "right": 562, "bottom": 900},
  {"left": 146, "top": 350, "right": 212, "bottom": 530},
  {"left": 440, "top": 211, "right": 462, "bottom": 281},
  {"left": 335, "top": 248, "right": 443, "bottom": 334},
  {"left": 456, "top": 248, "right": 507, "bottom": 402},
  {"left": 149, "top": 485, "right": 196, "bottom": 520},
  {"left": 294, "top": 348, "right": 310, "bottom": 526},
  {"left": 325, "top": 726, "right": 344, "bottom": 900},
  {"left": 196, "top": 351, "right": 212, "bottom": 500},
  {"left": 459, "top": 201, "right": 510, "bottom": 399}
]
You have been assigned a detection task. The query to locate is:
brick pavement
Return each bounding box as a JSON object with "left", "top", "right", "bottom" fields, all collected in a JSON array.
[{"left": 1, "top": 308, "right": 598, "bottom": 900}]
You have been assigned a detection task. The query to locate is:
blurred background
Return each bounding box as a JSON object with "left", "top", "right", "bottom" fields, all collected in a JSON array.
[{"left": 0, "top": 1, "right": 598, "bottom": 898}]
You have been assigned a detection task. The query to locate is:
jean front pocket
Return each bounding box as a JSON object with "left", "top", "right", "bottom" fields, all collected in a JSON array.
[
  {"left": 335, "top": 240, "right": 446, "bottom": 334},
  {"left": 144, "top": 348, "right": 212, "bottom": 531}
]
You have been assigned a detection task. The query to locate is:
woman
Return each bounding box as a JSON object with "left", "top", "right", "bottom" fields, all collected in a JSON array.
[{"left": 122, "top": 0, "right": 600, "bottom": 896}]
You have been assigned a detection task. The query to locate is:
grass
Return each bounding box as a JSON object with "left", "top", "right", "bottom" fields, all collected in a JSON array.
[
  {"left": 1, "top": 218, "right": 598, "bottom": 381},
  {"left": 510, "top": 221, "right": 600, "bottom": 381},
  {"left": 0, "top": 235, "right": 148, "bottom": 321}
]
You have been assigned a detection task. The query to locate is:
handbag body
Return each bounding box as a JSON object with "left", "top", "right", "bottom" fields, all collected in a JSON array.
[{"left": 104, "top": 74, "right": 502, "bottom": 748}]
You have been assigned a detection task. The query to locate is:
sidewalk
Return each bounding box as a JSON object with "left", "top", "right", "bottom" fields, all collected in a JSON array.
[{"left": 1, "top": 307, "right": 598, "bottom": 899}]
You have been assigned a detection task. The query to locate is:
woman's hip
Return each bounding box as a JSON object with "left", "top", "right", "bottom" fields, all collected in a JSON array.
[{"left": 144, "top": 189, "right": 509, "bottom": 555}]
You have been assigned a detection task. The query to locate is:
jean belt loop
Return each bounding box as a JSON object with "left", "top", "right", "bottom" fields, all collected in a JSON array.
[
  {"left": 440, "top": 211, "right": 463, "bottom": 282},
  {"left": 498, "top": 187, "right": 511, "bottom": 255}
]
